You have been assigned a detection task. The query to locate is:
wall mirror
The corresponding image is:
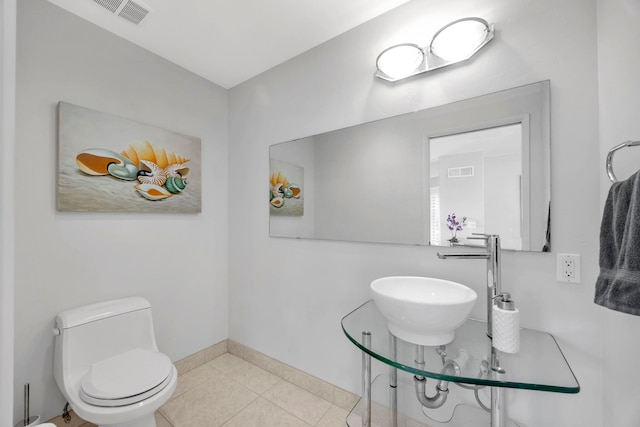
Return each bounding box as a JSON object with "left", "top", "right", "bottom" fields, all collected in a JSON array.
[{"left": 269, "top": 80, "right": 550, "bottom": 252}]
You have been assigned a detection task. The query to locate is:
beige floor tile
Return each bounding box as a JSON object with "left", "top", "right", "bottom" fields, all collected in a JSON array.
[
  {"left": 343, "top": 410, "right": 383, "bottom": 427},
  {"left": 155, "top": 411, "right": 173, "bottom": 427},
  {"left": 342, "top": 400, "right": 388, "bottom": 427},
  {"left": 76, "top": 414, "right": 172, "bottom": 427},
  {"left": 172, "top": 363, "right": 218, "bottom": 399},
  {"left": 51, "top": 411, "right": 166, "bottom": 427},
  {"left": 316, "top": 404, "right": 350, "bottom": 427},
  {"left": 221, "top": 397, "right": 312, "bottom": 427},
  {"left": 318, "top": 404, "right": 428, "bottom": 427},
  {"left": 207, "top": 353, "right": 281, "bottom": 395},
  {"left": 75, "top": 412, "right": 171, "bottom": 427},
  {"left": 262, "top": 380, "right": 332, "bottom": 426},
  {"left": 159, "top": 370, "right": 258, "bottom": 427},
  {"left": 46, "top": 411, "right": 91, "bottom": 427},
  {"left": 346, "top": 406, "right": 432, "bottom": 427}
]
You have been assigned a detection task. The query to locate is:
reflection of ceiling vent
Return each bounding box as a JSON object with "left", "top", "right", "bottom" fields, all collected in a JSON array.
[
  {"left": 447, "top": 166, "right": 474, "bottom": 178},
  {"left": 92, "top": 0, "right": 153, "bottom": 25}
]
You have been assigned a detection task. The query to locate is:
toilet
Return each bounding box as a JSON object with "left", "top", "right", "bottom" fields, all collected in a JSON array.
[{"left": 53, "top": 297, "right": 177, "bottom": 427}]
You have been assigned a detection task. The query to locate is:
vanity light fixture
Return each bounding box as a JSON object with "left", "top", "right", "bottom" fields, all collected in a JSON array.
[{"left": 375, "top": 17, "right": 494, "bottom": 82}]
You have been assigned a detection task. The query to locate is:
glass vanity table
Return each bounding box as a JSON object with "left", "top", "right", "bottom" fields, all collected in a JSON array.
[{"left": 341, "top": 300, "right": 579, "bottom": 427}]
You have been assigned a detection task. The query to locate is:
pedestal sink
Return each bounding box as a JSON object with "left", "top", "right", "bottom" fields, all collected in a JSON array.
[{"left": 370, "top": 276, "right": 477, "bottom": 345}]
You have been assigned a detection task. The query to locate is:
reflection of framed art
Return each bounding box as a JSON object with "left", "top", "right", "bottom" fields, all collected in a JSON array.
[
  {"left": 269, "top": 159, "right": 304, "bottom": 216},
  {"left": 57, "top": 102, "right": 201, "bottom": 213}
]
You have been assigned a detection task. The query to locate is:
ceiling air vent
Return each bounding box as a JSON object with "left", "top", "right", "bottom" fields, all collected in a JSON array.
[
  {"left": 447, "top": 166, "right": 475, "bottom": 179},
  {"left": 92, "top": 0, "right": 153, "bottom": 25},
  {"left": 93, "top": 0, "right": 123, "bottom": 13}
]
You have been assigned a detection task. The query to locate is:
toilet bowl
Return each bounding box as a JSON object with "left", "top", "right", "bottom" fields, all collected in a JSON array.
[{"left": 53, "top": 297, "right": 177, "bottom": 427}]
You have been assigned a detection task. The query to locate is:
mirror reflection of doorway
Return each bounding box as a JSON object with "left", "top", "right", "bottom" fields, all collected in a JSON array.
[{"left": 428, "top": 123, "right": 526, "bottom": 250}]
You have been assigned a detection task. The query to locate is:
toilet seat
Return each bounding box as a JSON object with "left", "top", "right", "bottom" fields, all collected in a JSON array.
[{"left": 79, "top": 348, "right": 174, "bottom": 407}]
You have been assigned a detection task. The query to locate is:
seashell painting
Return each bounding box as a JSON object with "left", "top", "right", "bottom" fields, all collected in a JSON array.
[
  {"left": 121, "top": 141, "right": 189, "bottom": 169},
  {"left": 270, "top": 196, "right": 285, "bottom": 208},
  {"left": 269, "top": 159, "right": 304, "bottom": 217},
  {"left": 75, "top": 148, "right": 139, "bottom": 180},
  {"left": 58, "top": 102, "right": 201, "bottom": 213},
  {"left": 165, "top": 176, "right": 188, "bottom": 194},
  {"left": 134, "top": 183, "right": 173, "bottom": 201},
  {"left": 137, "top": 160, "right": 169, "bottom": 187}
]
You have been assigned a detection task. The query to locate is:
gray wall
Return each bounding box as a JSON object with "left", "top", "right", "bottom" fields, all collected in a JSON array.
[
  {"left": 229, "top": 0, "right": 602, "bottom": 425},
  {"left": 14, "top": 0, "right": 229, "bottom": 421}
]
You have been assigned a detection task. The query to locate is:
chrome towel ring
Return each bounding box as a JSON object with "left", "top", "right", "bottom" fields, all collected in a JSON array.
[{"left": 606, "top": 140, "right": 640, "bottom": 183}]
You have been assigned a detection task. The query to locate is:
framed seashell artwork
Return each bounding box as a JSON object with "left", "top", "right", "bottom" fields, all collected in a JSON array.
[
  {"left": 57, "top": 102, "right": 201, "bottom": 213},
  {"left": 269, "top": 159, "right": 304, "bottom": 217}
]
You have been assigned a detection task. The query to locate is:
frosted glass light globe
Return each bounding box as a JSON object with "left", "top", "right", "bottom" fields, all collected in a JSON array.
[
  {"left": 376, "top": 44, "right": 424, "bottom": 79},
  {"left": 430, "top": 18, "right": 491, "bottom": 62}
]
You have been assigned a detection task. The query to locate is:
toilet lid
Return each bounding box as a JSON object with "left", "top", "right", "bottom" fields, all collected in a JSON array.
[{"left": 80, "top": 348, "right": 172, "bottom": 402}]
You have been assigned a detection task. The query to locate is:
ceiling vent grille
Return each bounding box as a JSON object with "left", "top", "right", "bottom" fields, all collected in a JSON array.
[
  {"left": 93, "top": 0, "right": 123, "bottom": 13},
  {"left": 447, "top": 166, "right": 475, "bottom": 178},
  {"left": 118, "top": 1, "right": 151, "bottom": 24},
  {"left": 92, "top": 0, "right": 153, "bottom": 25}
]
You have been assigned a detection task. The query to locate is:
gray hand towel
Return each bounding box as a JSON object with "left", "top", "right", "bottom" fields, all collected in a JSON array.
[{"left": 595, "top": 170, "right": 640, "bottom": 315}]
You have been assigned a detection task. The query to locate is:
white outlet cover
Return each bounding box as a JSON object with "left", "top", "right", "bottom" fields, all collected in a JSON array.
[{"left": 557, "top": 253, "right": 581, "bottom": 283}]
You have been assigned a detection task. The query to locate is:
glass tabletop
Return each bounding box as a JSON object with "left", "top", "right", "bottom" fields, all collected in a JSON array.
[{"left": 341, "top": 300, "right": 580, "bottom": 394}]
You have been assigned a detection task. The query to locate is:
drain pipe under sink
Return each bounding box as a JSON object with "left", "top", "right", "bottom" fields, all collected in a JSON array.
[{"left": 413, "top": 349, "right": 471, "bottom": 409}]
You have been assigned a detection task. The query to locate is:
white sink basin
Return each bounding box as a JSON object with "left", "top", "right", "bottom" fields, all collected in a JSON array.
[{"left": 371, "top": 276, "right": 477, "bottom": 346}]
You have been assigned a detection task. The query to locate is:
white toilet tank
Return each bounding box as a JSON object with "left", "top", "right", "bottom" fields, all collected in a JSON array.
[{"left": 53, "top": 297, "right": 161, "bottom": 396}]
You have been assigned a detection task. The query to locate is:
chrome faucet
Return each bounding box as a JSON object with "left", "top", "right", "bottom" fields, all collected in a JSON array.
[{"left": 437, "top": 233, "right": 501, "bottom": 338}]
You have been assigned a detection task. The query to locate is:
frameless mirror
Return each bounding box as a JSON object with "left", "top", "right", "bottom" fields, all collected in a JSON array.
[{"left": 269, "top": 80, "right": 550, "bottom": 251}]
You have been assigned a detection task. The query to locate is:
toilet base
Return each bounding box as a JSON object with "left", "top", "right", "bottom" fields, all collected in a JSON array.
[{"left": 98, "top": 413, "right": 156, "bottom": 427}]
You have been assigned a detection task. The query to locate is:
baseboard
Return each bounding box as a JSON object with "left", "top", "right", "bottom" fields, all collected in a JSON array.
[{"left": 173, "top": 339, "right": 228, "bottom": 375}]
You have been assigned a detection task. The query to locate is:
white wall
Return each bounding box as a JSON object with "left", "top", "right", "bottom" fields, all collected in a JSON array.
[
  {"left": 1, "top": 1, "right": 16, "bottom": 426},
  {"left": 597, "top": 0, "right": 640, "bottom": 425},
  {"left": 229, "top": 0, "right": 603, "bottom": 426},
  {"left": 14, "top": 0, "right": 229, "bottom": 422}
]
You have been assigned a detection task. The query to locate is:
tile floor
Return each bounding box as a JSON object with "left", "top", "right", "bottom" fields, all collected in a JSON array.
[{"left": 60, "top": 352, "right": 353, "bottom": 427}]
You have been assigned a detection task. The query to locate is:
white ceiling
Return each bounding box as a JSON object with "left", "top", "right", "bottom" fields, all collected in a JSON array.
[{"left": 46, "top": 0, "right": 411, "bottom": 89}]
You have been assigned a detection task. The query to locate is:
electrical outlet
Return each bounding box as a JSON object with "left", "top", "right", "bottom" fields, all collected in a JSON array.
[{"left": 557, "top": 254, "right": 581, "bottom": 283}]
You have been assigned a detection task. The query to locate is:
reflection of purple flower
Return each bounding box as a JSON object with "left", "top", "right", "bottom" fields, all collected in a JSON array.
[{"left": 446, "top": 213, "right": 467, "bottom": 241}]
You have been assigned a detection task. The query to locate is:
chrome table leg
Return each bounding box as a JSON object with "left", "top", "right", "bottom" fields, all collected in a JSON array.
[
  {"left": 389, "top": 333, "right": 397, "bottom": 427},
  {"left": 491, "top": 347, "right": 508, "bottom": 427},
  {"left": 362, "top": 331, "right": 372, "bottom": 427},
  {"left": 491, "top": 386, "right": 507, "bottom": 427}
]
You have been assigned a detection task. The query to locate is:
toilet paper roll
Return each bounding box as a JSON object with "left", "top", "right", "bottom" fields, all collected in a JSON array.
[{"left": 492, "top": 305, "right": 520, "bottom": 353}]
